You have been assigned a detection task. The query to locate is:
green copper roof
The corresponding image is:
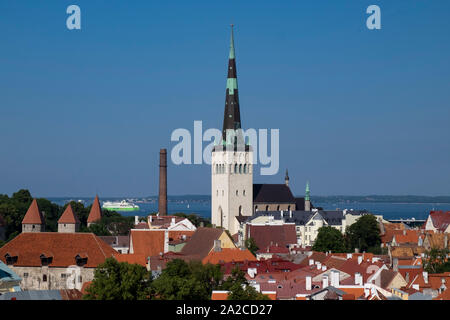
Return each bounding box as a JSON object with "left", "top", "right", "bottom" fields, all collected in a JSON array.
[
  {"left": 229, "top": 25, "right": 235, "bottom": 60},
  {"left": 305, "top": 181, "right": 310, "bottom": 201}
]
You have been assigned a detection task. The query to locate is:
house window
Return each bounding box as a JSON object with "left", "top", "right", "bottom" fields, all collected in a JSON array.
[
  {"left": 266, "top": 205, "right": 269, "bottom": 211},
  {"left": 78, "top": 276, "right": 82, "bottom": 283},
  {"left": 61, "top": 274, "right": 67, "bottom": 279},
  {"left": 23, "top": 273, "right": 29, "bottom": 278},
  {"left": 236, "top": 190, "right": 238, "bottom": 196},
  {"left": 43, "top": 275, "right": 47, "bottom": 282},
  {"left": 243, "top": 190, "right": 246, "bottom": 196}
]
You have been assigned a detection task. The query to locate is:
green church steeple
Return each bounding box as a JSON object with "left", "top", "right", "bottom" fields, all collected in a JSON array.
[{"left": 305, "top": 181, "right": 310, "bottom": 201}]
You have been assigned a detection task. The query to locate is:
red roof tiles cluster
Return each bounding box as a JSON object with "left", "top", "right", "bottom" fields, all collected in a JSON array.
[
  {"left": 429, "top": 211, "right": 450, "bottom": 232},
  {"left": 0, "top": 232, "right": 116, "bottom": 268},
  {"left": 130, "top": 230, "right": 166, "bottom": 257},
  {"left": 202, "top": 248, "right": 256, "bottom": 264}
]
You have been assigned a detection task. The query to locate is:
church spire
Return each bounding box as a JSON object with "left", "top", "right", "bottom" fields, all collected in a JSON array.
[
  {"left": 222, "top": 24, "right": 242, "bottom": 145},
  {"left": 305, "top": 181, "right": 310, "bottom": 201},
  {"left": 285, "top": 169, "right": 289, "bottom": 186}
]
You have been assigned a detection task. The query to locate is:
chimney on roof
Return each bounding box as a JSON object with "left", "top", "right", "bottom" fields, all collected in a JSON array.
[
  {"left": 135, "top": 216, "right": 139, "bottom": 225},
  {"left": 317, "top": 262, "right": 322, "bottom": 270},
  {"left": 309, "top": 259, "right": 314, "bottom": 266},
  {"left": 322, "top": 265, "right": 327, "bottom": 272},
  {"left": 423, "top": 271, "right": 428, "bottom": 284},
  {"left": 158, "top": 149, "right": 168, "bottom": 216},
  {"left": 393, "top": 258, "right": 399, "bottom": 272},
  {"left": 347, "top": 253, "right": 352, "bottom": 259},
  {"left": 403, "top": 229, "right": 406, "bottom": 236},
  {"left": 330, "top": 270, "right": 340, "bottom": 287},
  {"left": 146, "top": 256, "right": 151, "bottom": 271},
  {"left": 171, "top": 217, "right": 175, "bottom": 226},
  {"left": 355, "top": 273, "right": 363, "bottom": 286},
  {"left": 322, "top": 275, "right": 329, "bottom": 288},
  {"left": 214, "top": 240, "right": 222, "bottom": 252},
  {"left": 149, "top": 215, "right": 153, "bottom": 223},
  {"left": 306, "top": 276, "right": 312, "bottom": 291},
  {"left": 357, "top": 256, "right": 363, "bottom": 265},
  {"left": 289, "top": 210, "right": 292, "bottom": 219}
]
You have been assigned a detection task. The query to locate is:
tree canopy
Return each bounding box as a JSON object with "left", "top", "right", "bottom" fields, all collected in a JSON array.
[
  {"left": 423, "top": 248, "right": 450, "bottom": 274},
  {"left": 312, "top": 226, "right": 346, "bottom": 253},
  {"left": 84, "top": 258, "right": 151, "bottom": 300},
  {"left": 345, "top": 214, "right": 381, "bottom": 253}
]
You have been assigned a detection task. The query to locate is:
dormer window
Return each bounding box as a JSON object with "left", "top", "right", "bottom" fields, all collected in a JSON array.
[
  {"left": 75, "top": 254, "right": 88, "bottom": 267},
  {"left": 5, "top": 254, "right": 18, "bottom": 265},
  {"left": 40, "top": 254, "right": 53, "bottom": 266}
]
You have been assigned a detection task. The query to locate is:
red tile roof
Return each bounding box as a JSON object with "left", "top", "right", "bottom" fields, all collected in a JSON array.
[
  {"left": 211, "top": 291, "right": 229, "bottom": 300},
  {"left": 22, "top": 199, "right": 45, "bottom": 225},
  {"left": 246, "top": 224, "right": 297, "bottom": 250},
  {"left": 429, "top": 211, "right": 450, "bottom": 232},
  {"left": 257, "top": 244, "right": 290, "bottom": 254},
  {"left": 149, "top": 215, "right": 185, "bottom": 228},
  {"left": 130, "top": 230, "right": 166, "bottom": 257},
  {"left": 202, "top": 248, "right": 256, "bottom": 264},
  {"left": 0, "top": 232, "right": 116, "bottom": 268},
  {"left": 58, "top": 204, "right": 81, "bottom": 224},
  {"left": 393, "top": 230, "right": 420, "bottom": 244},
  {"left": 114, "top": 253, "right": 147, "bottom": 267},
  {"left": 87, "top": 195, "right": 102, "bottom": 223},
  {"left": 434, "top": 288, "right": 450, "bottom": 300}
]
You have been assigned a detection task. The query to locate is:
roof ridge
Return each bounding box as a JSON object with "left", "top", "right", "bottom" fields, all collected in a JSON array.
[{"left": 91, "top": 233, "right": 107, "bottom": 259}]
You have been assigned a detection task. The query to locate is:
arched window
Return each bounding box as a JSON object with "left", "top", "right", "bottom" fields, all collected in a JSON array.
[
  {"left": 244, "top": 164, "right": 247, "bottom": 173},
  {"left": 234, "top": 164, "right": 238, "bottom": 173},
  {"left": 239, "top": 206, "right": 242, "bottom": 216},
  {"left": 255, "top": 206, "right": 258, "bottom": 212},
  {"left": 266, "top": 205, "right": 269, "bottom": 211},
  {"left": 243, "top": 190, "right": 246, "bottom": 196},
  {"left": 277, "top": 205, "right": 280, "bottom": 211},
  {"left": 43, "top": 274, "right": 47, "bottom": 282},
  {"left": 236, "top": 190, "right": 238, "bottom": 196},
  {"left": 288, "top": 205, "right": 291, "bottom": 211},
  {"left": 239, "top": 164, "right": 242, "bottom": 174}
]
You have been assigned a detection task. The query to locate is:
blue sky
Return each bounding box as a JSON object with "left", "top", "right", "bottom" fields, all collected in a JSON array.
[{"left": 0, "top": 0, "right": 449, "bottom": 197}]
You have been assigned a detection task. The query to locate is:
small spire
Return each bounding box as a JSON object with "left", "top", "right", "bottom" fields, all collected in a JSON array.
[
  {"left": 229, "top": 24, "right": 235, "bottom": 60},
  {"left": 305, "top": 181, "right": 310, "bottom": 201},
  {"left": 285, "top": 169, "right": 289, "bottom": 186}
]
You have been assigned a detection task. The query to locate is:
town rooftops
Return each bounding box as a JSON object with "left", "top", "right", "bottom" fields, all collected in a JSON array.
[
  {"left": 99, "top": 235, "right": 130, "bottom": 248},
  {"left": 87, "top": 195, "right": 102, "bottom": 223},
  {"left": 253, "top": 184, "right": 295, "bottom": 203},
  {"left": 130, "top": 229, "right": 166, "bottom": 257},
  {"left": 22, "top": 199, "right": 45, "bottom": 225},
  {"left": 57, "top": 204, "right": 81, "bottom": 224},
  {"left": 0, "top": 232, "right": 116, "bottom": 268}
]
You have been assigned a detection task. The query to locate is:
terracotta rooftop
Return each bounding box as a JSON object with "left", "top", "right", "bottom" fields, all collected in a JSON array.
[
  {"left": 22, "top": 199, "right": 45, "bottom": 225},
  {"left": 58, "top": 204, "right": 81, "bottom": 224},
  {"left": 130, "top": 230, "right": 166, "bottom": 257},
  {"left": 393, "top": 230, "right": 420, "bottom": 244},
  {"left": 0, "top": 232, "right": 116, "bottom": 268},
  {"left": 211, "top": 291, "right": 229, "bottom": 300},
  {"left": 202, "top": 248, "right": 256, "bottom": 265},
  {"left": 114, "top": 253, "right": 147, "bottom": 267},
  {"left": 87, "top": 195, "right": 102, "bottom": 223}
]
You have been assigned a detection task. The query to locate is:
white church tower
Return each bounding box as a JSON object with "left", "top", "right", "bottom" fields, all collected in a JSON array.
[{"left": 211, "top": 26, "right": 253, "bottom": 236}]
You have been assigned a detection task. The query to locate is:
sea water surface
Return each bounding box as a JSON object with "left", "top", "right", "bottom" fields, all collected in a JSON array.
[{"left": 49, "top": 197, "right": 450, "bottom": 221}]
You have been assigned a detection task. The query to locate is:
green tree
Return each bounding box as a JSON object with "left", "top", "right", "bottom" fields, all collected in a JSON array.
[
  {"left": 245, "top": 238, "right": 259, "bottom": 256},
  {"left": 84, "top": 258, "right": 151, "bottom": 300},
  {"left": 312, "top": 226, "right": 346, "bottom": 253},
  {"left": 423, "top": 248, "right": 450, "bottom": 274},
  {"left": 345, "top": 214, "right": 381, "bottom": 253},
  {"left": 150, "top": 259, "right": 223, "bottom": 300}
]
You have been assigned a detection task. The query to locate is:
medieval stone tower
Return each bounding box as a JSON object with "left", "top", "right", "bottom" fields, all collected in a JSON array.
[{"left": 211, "top": 26, "right": 253, "bottom": 235}]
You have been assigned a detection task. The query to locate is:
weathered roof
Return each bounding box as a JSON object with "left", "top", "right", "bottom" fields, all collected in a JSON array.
[
  {"left": 253, "top": 184, "right": 295, "bottom": 203},
  {"left": 180, "top": 227, "right": 224, "bottom": 260},
  {"left": 429, "top": 211, "right": 450, "bottom": 232},
  {"left": 246, "top": 224, "right": 297, "bottom": 249},
  {"left": 58, "top": 204, "right": 80, "bottom": 224},
  {"left": 99, "top": 235, "right": 130, "bottom": 248},
  {"left": 0, "top": 232, "right": 116, "bottom": 268},
  {"left": 379, "top": 269, "right": 398, "bottom": 289},
  {"left": 87, "top": 195, "right": 102, "bottom": 223},
  {"left": 22, "top": 199, "right": 45, "bottom": 225},
  {"left": 0, "top": 260, "right": 21, "bottom": 282}
]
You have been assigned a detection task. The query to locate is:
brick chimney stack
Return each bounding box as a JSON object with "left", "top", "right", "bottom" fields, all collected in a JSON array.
[{"left": 158, "top": 149, "right": 168, "bottom": 216}]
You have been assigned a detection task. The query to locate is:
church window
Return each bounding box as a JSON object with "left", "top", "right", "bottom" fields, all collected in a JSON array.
[
  {"left": 243, "top": 164, "right": 247, "bottom": 173},
  {"left": 243, "top": 190, "right": 246, "bottom": 196},
  {"left": 277, "top": 205, "right": 280, "bottom": 211},
  {"left": 239, "top": 164, "right": 242, "bottom": 174},
  {"left": 236, "top": 190, "right": 238, "bottom": 196},
  {"left": 43, "top": 275, "right": 47, "bottom": 282},
  {"left": 266, "top": 205, "right": 269, "bottom": 211},
  {"left": 239, "top": 206, "right": 242, "bottom": 215},
  {"left": 234, "top": 164, "right": 238, "bottom": 173}
]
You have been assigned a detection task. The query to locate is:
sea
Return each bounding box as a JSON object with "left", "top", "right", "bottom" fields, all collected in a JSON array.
[{"left": 48, "top": 196, "right": 450, "bottom": 221}]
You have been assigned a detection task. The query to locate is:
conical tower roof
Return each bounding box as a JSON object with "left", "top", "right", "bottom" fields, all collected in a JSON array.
[
  {"left": 22, "top": 199, "right": 45, "bottom": 225},
  {"left": 58, "top": 203, "right": 81, "bottom": 224},
  {"left": 87, "top": 195, "right": 102, "bottom": 223}
]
